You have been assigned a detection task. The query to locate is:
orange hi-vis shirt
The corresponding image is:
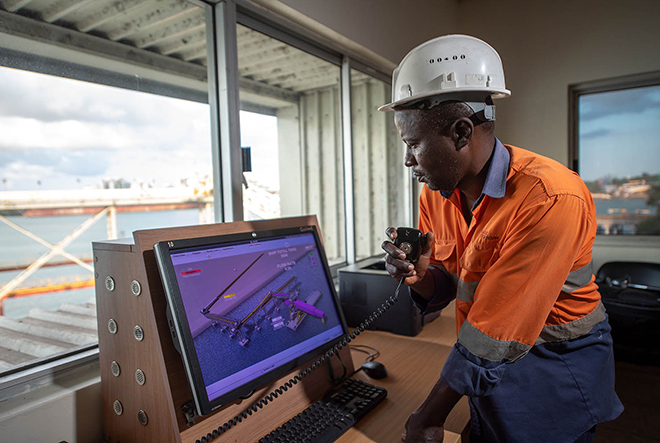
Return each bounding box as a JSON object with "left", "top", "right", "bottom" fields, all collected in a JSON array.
[{"left": 419, "top": 142, "right": 604, "bottom": 362}]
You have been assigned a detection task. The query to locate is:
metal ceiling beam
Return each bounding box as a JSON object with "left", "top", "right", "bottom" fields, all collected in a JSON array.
[
  {"left": 106, "top": 0, "right": 195, "bottom": 41},
  {"left": 235, "top": 29, "right": 272, "bottom": 46},
  {"left": 238, "top": 44, "right": 294, "bottom": 71},
  {"left": 0, "top": 9, "right": 207, "bottom": 81},
  {"left": 0, "top": 0, "right": 34, "bottom": 13},
  {"left": 237, "top": 38, "right": 286, "bottom": 59},
  {"left": 236, "top": 23, "right": 251, "bottom": 37},
  {"left": 241, "top": 53, "right": 325, "bottom": 80},
  {"left": 276, "top": 71, "right": 339, "bottom": 91},
  {"left": 236, "top": 32, "right": 277, "bottom": 48},
  {"left": 238, "top": 76, "right": 300, "bottom": 104},
  {"left": 131, "top": 11, "right": 205, "bottom": 48},
  {"left": 156, "top": 28, "right": 205, "bottom": 55},
  {"left": 248, "top": 58, "right": 334, "bottom": 84},
  {"left": 77, "top": 0, "right": 150, "bottom": 33},
  {"left": 42, "top": 0, "right": 94, "bottom": 23},
  {"left": 293, "top": 79, "right": 340, "bottom": 93},
  {"left": 179, "top": 43, "right": 206, "bottom": 62}
]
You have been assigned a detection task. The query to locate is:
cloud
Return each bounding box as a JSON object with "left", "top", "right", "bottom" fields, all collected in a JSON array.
[
  {"left": 579, "top": 86, "right": 660, "bottom": 121},
  {"left": 0, "top": 65, "right": 214, "bottom": 190},
  {"left": 579, "top": 128, "right": 611, "bottom": 139},
  {"left": 0, "top": 69, "right": 129, "bottom": 124},
  {"left": 0, "top": 147, "right": 111, "bottom": 177},
  {"left": 0, "top": 67, "right": 209, "bottom": 128}
]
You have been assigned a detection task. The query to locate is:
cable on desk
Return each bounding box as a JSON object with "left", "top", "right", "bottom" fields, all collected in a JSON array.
[
  {"left": 350, "top": 344, "right": 381, "bottom": 362},
  {"left": 194, "top": 278, "right": 405, "bottom": 443}
]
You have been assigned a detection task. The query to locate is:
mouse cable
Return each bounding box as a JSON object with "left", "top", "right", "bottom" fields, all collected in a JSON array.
[
  {"left": 194, "top": 277, "right": 406, "bottom": 443},
  {"left": 350, "top": 344, "right": 381, "bottom": 362}
]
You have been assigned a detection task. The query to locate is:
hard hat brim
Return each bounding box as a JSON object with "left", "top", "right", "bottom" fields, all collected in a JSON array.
[{"left": 378, "top": 88, "right": 511, "bottom": 112}]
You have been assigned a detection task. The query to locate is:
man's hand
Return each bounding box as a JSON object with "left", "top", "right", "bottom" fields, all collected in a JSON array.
[
  {"left": 401, "top": 410, "right": 445, "bottom": 443},
  {"left": 381, "top": 227, "right": 434, "bottom": 288}
]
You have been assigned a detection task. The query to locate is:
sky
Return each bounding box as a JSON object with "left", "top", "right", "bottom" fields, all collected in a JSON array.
[
  {"left": 0, "top": 66, "right": 279, "bottom": 192},
  {"left": 578, "top": 84, "right": 660, "bottom": 183}
]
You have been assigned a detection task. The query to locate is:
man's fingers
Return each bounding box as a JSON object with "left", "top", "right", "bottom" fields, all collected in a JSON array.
[
  {"left": 385, "top": 226, "right": 398, "bottom": 241},
  {"left": 381, "top": 240, "right": 406, "bottom": 260},
  {"left": 384, "top": 259, "right": 416, "bottom": 281}
]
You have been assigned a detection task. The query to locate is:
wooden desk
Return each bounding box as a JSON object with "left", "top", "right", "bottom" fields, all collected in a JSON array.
[
  {"left": 178, "top": 302, "right": 469, "bottom": 443},
  {"left": 340, "top": 301, "right": 470, "bottom": 443}
]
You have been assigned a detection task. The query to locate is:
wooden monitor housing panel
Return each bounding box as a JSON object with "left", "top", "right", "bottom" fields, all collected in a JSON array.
[{"left": 93, "top": 216, "right": 354, "bottom": 443}]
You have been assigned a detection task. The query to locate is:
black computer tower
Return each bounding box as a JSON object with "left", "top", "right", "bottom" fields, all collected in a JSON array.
[{"left": 337, "top": 257, "right": 440, "bottom": 336}]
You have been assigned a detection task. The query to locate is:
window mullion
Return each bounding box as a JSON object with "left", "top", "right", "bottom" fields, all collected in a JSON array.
[
  {"left": 214, "top": 0, "right": 243, "bottom": 222},
  {"left": 342, "top": 56, "right": 356, "bottom": 265}
]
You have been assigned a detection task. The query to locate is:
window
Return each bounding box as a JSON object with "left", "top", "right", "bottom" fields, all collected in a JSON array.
[
  {"left": 0, "top": 0, "right": 213, "bottom": 373},
  {"left": 236, "top": 23, "right": 346, "bottom": 265},
  {"left": 570, "top": 72, "right": 660, "bottom": 236},
  {"left": 351, "top": 69, "right": 409, "bottom": 260}
]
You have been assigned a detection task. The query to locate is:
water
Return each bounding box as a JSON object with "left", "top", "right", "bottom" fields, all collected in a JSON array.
[
  {"left": 0, "top": 209, "right": 202, "bottom": 318},
  {"left": 593, "top": 198, "right": 656, "bottom": 216}
]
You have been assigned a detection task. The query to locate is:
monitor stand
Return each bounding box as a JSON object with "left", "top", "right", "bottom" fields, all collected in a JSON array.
[{"left": 92, "top": 216, "right": 354, "bottom": 443}]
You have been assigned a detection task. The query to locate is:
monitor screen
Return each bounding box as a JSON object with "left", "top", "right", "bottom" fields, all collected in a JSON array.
[{"left": 154, "top": 225, "right": 347, "bottom": 416}]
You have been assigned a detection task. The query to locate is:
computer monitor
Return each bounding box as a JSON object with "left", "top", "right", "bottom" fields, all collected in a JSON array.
[{"left": 154, "top": 225, "right": 348, "bottom": 416}]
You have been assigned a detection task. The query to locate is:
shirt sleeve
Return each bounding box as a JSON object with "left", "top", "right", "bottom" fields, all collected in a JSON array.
[
  {"left": 414, "top": 187, "right": 458, "bottom": 313},
  {"left": 441, "top": 342, "right": 506, "bottom": 397},
  {"left": 409, "top": 265, "right": 455, "bottom": 314}
]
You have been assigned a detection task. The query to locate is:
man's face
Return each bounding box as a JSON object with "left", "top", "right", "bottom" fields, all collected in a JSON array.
[{"left": 394, "top": 109, "right": 464, "bottom": 193}]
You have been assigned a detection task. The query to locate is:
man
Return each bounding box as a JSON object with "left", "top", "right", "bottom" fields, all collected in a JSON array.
[{"left": 380, "top": 35, "right": 623, "bottom": 443}]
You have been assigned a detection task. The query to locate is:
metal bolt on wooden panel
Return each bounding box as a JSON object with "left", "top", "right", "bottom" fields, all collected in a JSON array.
[
  {"left": 133, "top": 325, "right": 144, "bottom": 342},
  {"left": 105, "top": 276, "right": 115, "bottom": 292},
  {"left": 108, "top": 318, "right": 118, "bottom": 334},
  {"left": 138, "top": 409, "right": 148, "bottom": 426},
  {"left": 131, "top": 279, "right": 142, "bottom": 296},
  {"left": 135, "top": 368, "right": 146, "bottom": 385},
  {"left": 113, "top": 400, "right": 123, "bottom": 416},
  {"left": 111, "top": 361, "right": 120, "bottom": 377}
]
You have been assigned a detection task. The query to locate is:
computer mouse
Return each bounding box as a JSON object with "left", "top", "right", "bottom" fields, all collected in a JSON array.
[{"left": 361, "top": 360, "right": 387, "bottom": 379}]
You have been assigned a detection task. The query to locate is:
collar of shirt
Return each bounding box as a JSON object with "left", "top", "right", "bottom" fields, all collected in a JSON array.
[{"left": 439, "top": 138, "right": 510, "bottom": 211}]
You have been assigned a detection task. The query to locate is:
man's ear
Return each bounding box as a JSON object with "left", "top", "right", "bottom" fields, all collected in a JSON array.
[{"left": 451, "top": 117, "right": 474, "bottom": 150}]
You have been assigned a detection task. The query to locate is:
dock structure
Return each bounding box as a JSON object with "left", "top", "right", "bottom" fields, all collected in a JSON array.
[
  {"left": 0, "top": 187, "right": 213, "bottom": 219},
  {"left": 0, "top": 187, "right": 213, "bottom": 312}
]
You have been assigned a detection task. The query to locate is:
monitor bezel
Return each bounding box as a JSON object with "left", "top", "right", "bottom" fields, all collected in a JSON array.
[{"left": 153, "top": 225, "right": 349, "bottom": 416}]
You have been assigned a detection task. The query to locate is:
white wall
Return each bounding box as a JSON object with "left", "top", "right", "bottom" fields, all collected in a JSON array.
[{"left": 277, "top": 0, "right": 461, "bottom": 64}]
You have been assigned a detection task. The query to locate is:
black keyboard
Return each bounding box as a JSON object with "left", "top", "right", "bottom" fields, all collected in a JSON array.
[{"left": 259, "top": 378, "right": 387, "bottom": 443}]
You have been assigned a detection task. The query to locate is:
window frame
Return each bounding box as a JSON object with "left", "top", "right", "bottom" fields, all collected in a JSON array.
[
  {"left": 568, "top": 70, "right": 660, "bottom": 173},
  {"left": 568, "top": 70, "right": 660, "bottom": 241}
]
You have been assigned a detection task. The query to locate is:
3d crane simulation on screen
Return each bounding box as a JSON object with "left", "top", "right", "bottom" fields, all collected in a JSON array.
[{"left": 199, "top": 253, "right": 326, "bottom": 347}]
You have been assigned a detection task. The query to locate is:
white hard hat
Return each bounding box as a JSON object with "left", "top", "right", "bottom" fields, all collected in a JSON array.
[{"left": 379, "top": 34, "right": 511, "bottom": 114}]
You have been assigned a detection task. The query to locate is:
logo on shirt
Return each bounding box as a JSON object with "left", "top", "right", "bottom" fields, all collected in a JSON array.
[{"left": 478, "top": 230, "right": 500, "bottom": 242}]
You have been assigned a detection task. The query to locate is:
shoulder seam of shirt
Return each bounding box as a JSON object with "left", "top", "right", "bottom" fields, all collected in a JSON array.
[{"left": 510, "top": 168, "right": 589, "bottom": 205}]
